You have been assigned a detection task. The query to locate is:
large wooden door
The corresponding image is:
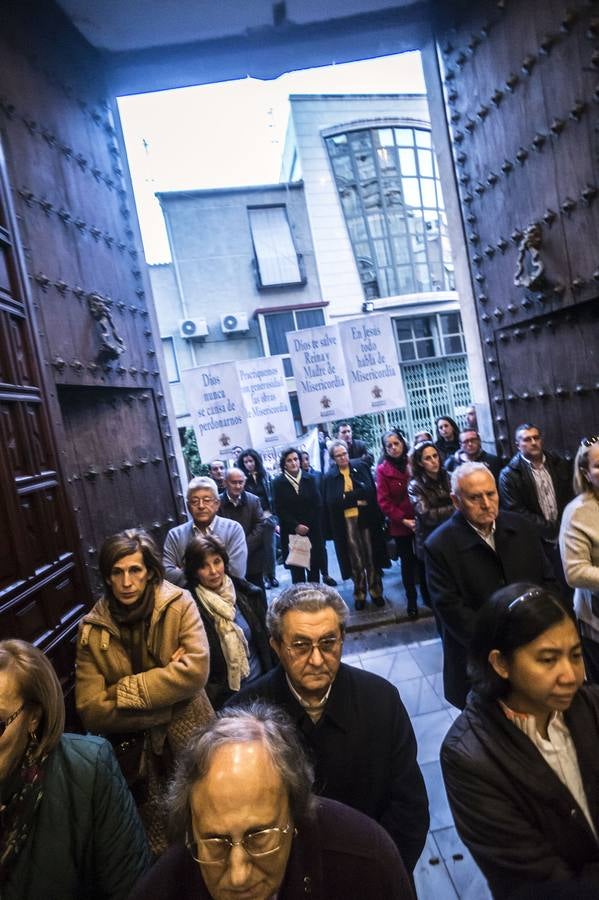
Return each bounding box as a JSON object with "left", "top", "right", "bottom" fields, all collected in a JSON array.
[
  {"left": 432, "top": 0, "right": 599, "bottom": 457},
  {"left": 0, "top": 138, "right": 85, "bottom": 684},
  {"left": 0, "top": 2, "right": 185, "bottom": 688}
]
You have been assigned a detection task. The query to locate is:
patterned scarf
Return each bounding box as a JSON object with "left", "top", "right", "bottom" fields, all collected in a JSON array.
[
  {"left": 194, "top": 576, "right": 250, "bottom": 691},
  {"left": 0, "top": 737, "right": 49, "bottom": 884},
  {"left": 108, "top": 583, "right": 156, "bottom": 674}
]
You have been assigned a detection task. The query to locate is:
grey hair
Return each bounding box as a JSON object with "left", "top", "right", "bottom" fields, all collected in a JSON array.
[
  {"left": 167, "top": 702, "right": 316, "bottom": 841},
  {"left": 451, "top": 460, "right": 496, "bottom": 496},
  {"left": 328, "top": 439, "right": 348, "bottom": 460},
  {"left": 187, "top": 476, "right": 219, "bottom": 501},
  {"left": 267, "top": 582, "right": 349, "bottom": 643}
]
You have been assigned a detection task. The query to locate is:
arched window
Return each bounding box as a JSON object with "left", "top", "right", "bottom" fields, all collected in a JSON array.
[{"left": 325, "top": 126, "right": 454, "bottom": 299}]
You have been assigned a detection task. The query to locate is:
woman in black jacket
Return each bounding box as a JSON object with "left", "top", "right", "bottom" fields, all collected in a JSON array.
[
  {"left": 441, "top": 582, "right": 599, "bottom": 899},
  {"left": 271, "top": 446, "right": 324, "bottom": 583},
  {"left": 237, "top": 448, "right": 279, "bottom": 589},
  {"left": 407, "top": 440, "right": 453, "bottom": 608},
  {"left": 434, "top": 415, "right": 460, "bottom": 460},
  {"left": 184, "top": 535, "right": 274, "bottom": 710}
]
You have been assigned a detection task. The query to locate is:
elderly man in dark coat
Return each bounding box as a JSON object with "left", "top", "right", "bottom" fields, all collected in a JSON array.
[
  {"left": 324, "top": 440, "right": 388, "bottom": 609},
  {"left": 425, "top": 462, "right": 556, "bottom": 708},
  {"left": 218, "top": 466, "right": 265, "bottom": 591},
  {"left": 235, "top": 584, "right": 429, "bottom": 876}
]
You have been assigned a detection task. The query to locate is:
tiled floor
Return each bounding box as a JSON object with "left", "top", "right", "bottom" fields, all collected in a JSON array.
[
  {"left": 343, "top": 621, "right": 491, "bottom": 900},
  {"left": 269, "top": 545, "right": 492, "bottom": 898}
]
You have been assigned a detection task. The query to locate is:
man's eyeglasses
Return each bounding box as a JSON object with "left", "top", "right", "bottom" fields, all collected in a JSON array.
[
  {"left": 284, "top": 637, "right": 342, "bottom": 660},
  {"left": 581, "top": 435, "right": 599, "bottom": 447},
  {"left": 187, "top": 823, "right": 294, "bottom": 864},
  {"left": 0, "top": 704, "right": 25, "bottom": 738},
  {"left": 188, "top": 496, "right": 218, "bottom": 508}
]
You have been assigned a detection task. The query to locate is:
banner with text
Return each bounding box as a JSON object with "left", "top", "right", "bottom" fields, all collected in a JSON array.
[
  {"left": 182, "top": 362, "right": 250, "bottom": 461},
  {"left": 236, "top": 356, "right": 296, "bottom": 449},
  {"left": 287, "top": 325, "right": 353, "bottom": 426},
  {"left": 338, "top": 313, "right": 405, "bottom": 414}
]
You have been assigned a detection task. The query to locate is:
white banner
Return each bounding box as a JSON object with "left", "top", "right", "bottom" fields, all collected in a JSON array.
[
  {"left": 236, "top": 356, "right": 296, "bottom": 449},
  {"left": 182, "top": 362, "right": 250, "bottom": 462},
  {"left": 338, "top": 313, "right": 405, "bottom": 414},
  {"left": 287, "top": 325, "right": 353, "bottom": 426}
]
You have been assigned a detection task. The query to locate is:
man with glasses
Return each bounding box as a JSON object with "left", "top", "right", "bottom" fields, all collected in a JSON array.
[
  {"left": 129, "top": 704, "right": 413, "bottom": 900},
  {"left": 234, "top": 584, "right": 429, "bottom": 876},
  {"left": 163, "top": 476, "right": 247, "bottom": 586},
  {"left": 425, "top": 462, "right": 557, "bottom": 709},
  {"left": 444, "top": 428, "right": 501, "bottom": 480}
]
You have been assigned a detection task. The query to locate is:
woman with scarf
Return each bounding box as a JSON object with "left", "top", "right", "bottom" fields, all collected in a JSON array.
[
  {"left": 184, "top": 534, "right": 274, "bottom": 709},
  {"left": 272, "top": 446, "right": 324, "bottom": 583},
  {"left": 237, "top": 447, "right": 279, "bottom": 589},
  {"left": 75, "top": 528, "right": 212, "bottom": 856},
  {"left": 0, "top": 639, "right": 150, "bottom": 899}
]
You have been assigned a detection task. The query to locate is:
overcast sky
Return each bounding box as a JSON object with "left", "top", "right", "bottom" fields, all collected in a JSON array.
[{"left": 117, "top": 51, "right": 425, "bottom": 263}]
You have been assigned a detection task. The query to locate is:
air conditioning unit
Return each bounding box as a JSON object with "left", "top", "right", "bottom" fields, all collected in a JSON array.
[
  {"left": 220, "top": 312, "right": 249, "bottom": 334},
  {"left": 179, "top": 318, "right": 209, "bottom": 339}
]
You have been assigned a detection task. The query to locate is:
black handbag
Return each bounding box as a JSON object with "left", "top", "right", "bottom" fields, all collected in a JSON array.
[{"left": 109, "top": 732, "right": 149, "bottom": 804}]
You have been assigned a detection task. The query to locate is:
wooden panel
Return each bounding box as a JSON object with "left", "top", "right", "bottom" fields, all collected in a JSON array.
[
  {"left": 58, "top": 385, "right": 178, "bottom": 597},
  {"left": 434, "top": 0, "right": 599, "bottom": 458},
  {"left": 0, "top": 138, "right": 86, "bottom": 653},
  {"left": 494, "top": 301, "right": 599, "bottom": 453}
]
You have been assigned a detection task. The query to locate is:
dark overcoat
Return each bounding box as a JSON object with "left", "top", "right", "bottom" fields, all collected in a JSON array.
[
  {"left": 128, "top": 797, "right": 414, "bottom": 900},
  {"left": 424, "top": 510, "right": 556, "bottom": 707},
  {"left": 499, "top": 450, "right": 573, "bottom": 542},
  {"left": 235, "top": 662, "right": 429, "bottom": 873},
  {"left": 218, "top": 490, "right": 265, "bottom": 574},
  {"left": 323, "top": 460, "right": 388, "bottom": 580},
  {"left": 442, "top": 687, "right": 599, "bottom": 899},
  {"left": 271, "top": 471, "right": 323, "bottom": 568}
]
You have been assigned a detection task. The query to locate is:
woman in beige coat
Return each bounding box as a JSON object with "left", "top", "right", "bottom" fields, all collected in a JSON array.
[
  {"left": 76, "top": 528, "right": 212, "bottom": 854},
  {"left": 560, "top": 437, "right": 599, "bottom": 684}
]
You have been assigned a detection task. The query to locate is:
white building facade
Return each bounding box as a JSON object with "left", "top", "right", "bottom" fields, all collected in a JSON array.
[
  {"left": 151, "top": 92, "right": 482, "bottom": 447},
  {"left": 279, "top": 93, "right": 473, "bottom": 439}
]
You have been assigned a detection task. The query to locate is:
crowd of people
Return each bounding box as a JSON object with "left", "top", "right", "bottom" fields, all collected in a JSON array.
[{"left": 3, "top": 415, "right": 599, "bottom": 899}]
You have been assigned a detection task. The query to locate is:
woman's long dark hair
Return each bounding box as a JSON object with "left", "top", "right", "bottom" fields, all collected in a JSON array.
[
  {"left": 410, "top": 440, "right": 450, "bottom": 490},
  {"left": 468, "top": 582, "right": 576, "bottom": 701},
  {"left": 380, "top": 428, "right": 409, "bottom": 472},
  {"left": 435, "top": 415, "right": 460, "bottom": 444},
  {"left": 237, "top": 447, "right": 267, "bottom": 480}
]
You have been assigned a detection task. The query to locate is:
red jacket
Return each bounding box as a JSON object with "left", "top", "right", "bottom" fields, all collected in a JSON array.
[{"left": 376, "top": 458, "right": 415, "bottom": 537}]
